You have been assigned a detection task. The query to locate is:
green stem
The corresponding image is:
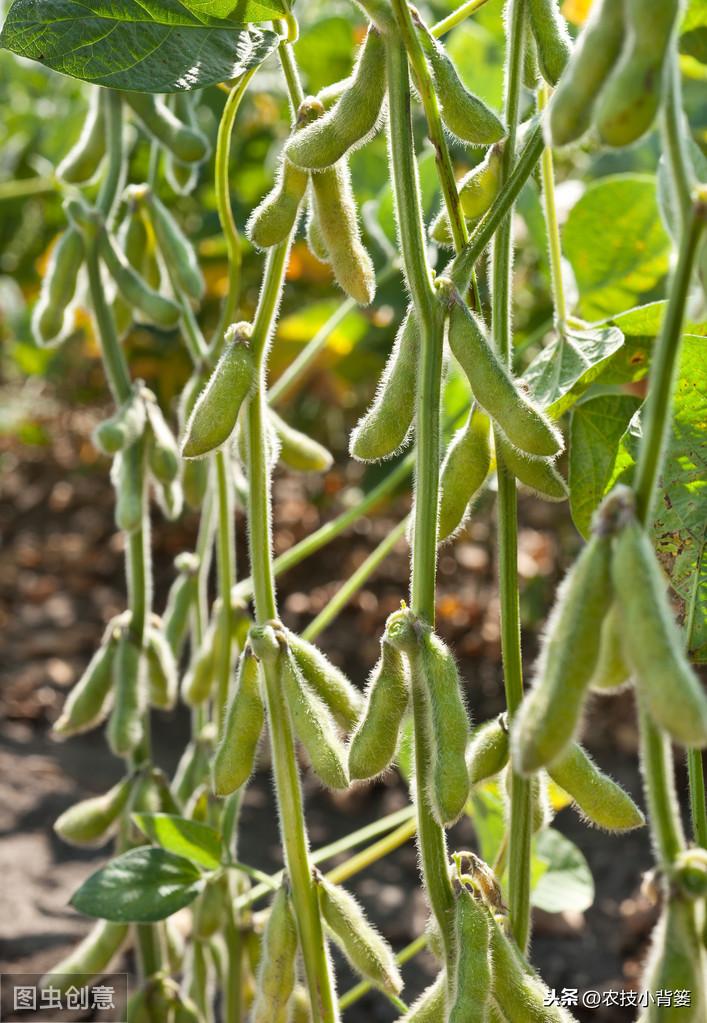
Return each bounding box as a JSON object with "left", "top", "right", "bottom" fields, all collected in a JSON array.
[
  {"left": 661, "top": 51, "right": 693, "bottom": 237},
  {"left": 492, "top": 0, "right": 531, "bottom": 953},
  {"left": 96, "top": 91, "right": 125, "bottom": 220},
  {"left": 214, "top": 450, "right": 235, "bottom": 730},
  {"left": 0, "top": 176, "right": 56, "bottom": 201},
  {"left": 134, "top": 924, "right": 163, "bottom": 981},
  {"left": 278, "top": 36, "right": 306, "bottom": 114},
  {"left": 386, "top": 27, "right": 456, "bottom": 963},
  {"left": 638, "top": 704, "right": 686, "bottom": 867},
  {"left": 537, "top": 84, "right": 567, "bottom": 330},
  {"left": 431, "top": 0, "right": 492, "bottom": 37}
]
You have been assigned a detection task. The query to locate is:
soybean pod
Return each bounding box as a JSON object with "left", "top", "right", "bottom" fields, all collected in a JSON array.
[
  {"left": 348, "top": 637, "right": 409, "bottom": 779},
  {"left": 54, "top": 775, "right": 134, "bottom": 847},
  {"left": 213, "top": 648, "right": 265, "bottom": 795},
  {"left": 494, "top": 433, "right": 567, "bottom": 502},
  {"left": 449, "top": 884, "right": 493, "bottom": 1023},
  {"left": 92, "top": 386, "right": 146, "bottom": 455},
  {"left": 642, "top": 897, "right": 707, "bottom": 1023},
  {"left": 43, "top": 920, "right": 128, "bottom": 993},
  {"left": 285, "top": 630, "right": 363, "bottom": 732},
  {"left": 112, "top": 440, "right": 146, "bottom": 534},
  {"left": 162, "top": 559, "right": 199, "bottom": 658},
  {"left": 397, "top": 975, "right": 446, "bottom": 1021},
  {"left": 144, "top": 189, "right": 205, "bottom": 302},
  {"left": 165, "top": 94, "right": 201, "bottom": 195},
  {"left": 54, "top": 635, "right": 116, "bottom": 736},
  {"left": 438, "top": 407, "right": 491, "bottom": 541},
  {"left": 122, "top": 92, "right": 209, "bottom": 164},
  {"left": 251, "top": 884, "right": 298, "bottom": 1023},
  {"left": 57, "top": 88, "right": 106, "bottom": 184},
  {"left": 106, "top": 632, "right": 146, "bottom": 757},
  {"left": 247, "top": 157, "right": 308, "bottom": 249},
  {"left": 268, "top": 410, "right": 334, "bottom": 474},
  {"left": 144, "top": 396, "right": 180, "bottom": 483},
  {"left": 33, "top": 227, "right": 84, "bottom": 346},
  {"left": 146, "top": 624, "right": 178, "bottom": 710},
  {"left": 547, "top": 742, "right": 645, "bottom": 832},
  {"left": 527, "top": 0, "right": 572, "bottom": 86},
  {"left": 430, "top": 144, "right": 503, "bottom": 246},
  {"left": 467, "top": 715, "right": 510, "bottom": 786},
  {"left": 588, "top": 603, "right": 632, "bottom": 694},
  {"left": 98, "top": 227, "right": 180, "bottom": 329}
]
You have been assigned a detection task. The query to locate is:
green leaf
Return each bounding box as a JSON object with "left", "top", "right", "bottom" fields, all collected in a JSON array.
[
  {"left": 563, "top": 175, "right": 671, "bottom": 320},
  {"left": 681, "top": 0, "right": 707, "bottom": 64},
  {"left": 592, "top": 304, "right": 705, "bottom": 388},
  {"left": 568, "top": 394, "right": 642, "bottom": 537},
  {"left": 467, "top": 780, "right": 506, "bottom": 867},
  {"left": 531, "top": 828, "right": 594, "bottom": 914},
  {"left": 70, "top": 847, "right": 205, "bottom": 922},
  {"left": 0, "top": 1, "right": 278, "bottom": 93},
  {"left": 523, "top": 325, "right": 624, "bottom": 418},
  {"left": 179, "top": 0, "right": 287, "bottom": 22},
  {"left": 132, "top": 813, "right": 222, "bottom": 870}
]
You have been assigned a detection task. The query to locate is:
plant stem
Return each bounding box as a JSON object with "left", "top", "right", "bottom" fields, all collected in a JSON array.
[
  {"left": 638, "top": 705, "right": 686, "bottom": 867},
  {"left": 492, "top": 0, "right": 532, "bottom": 953},
  {"left": 661, "top": 51, "right": 693, "bottom": 236},
  {"left": 386, "top": 26, "right": 456, "bottom": 964},
  {"left": 214, "top": 450, "right": 235, "bottom": 730},
  {"left": 537, "top": 84, "right": 567, "bottom": 330},
  {"left": 96, "top": 91, "right": 125, "bottom": 221},
  {"left": 431, "top": 0, "right": 492, "bottom": 37},
  {"left": 325, "top": 817, "right": 416, "bottom": 885}
]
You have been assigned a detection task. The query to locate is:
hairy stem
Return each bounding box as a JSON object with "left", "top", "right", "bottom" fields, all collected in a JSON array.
[{"left": 537, "top": 84, "right": 567, "bottom": 330}]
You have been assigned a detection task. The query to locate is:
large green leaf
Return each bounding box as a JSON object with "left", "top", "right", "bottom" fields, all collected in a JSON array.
[
  {"left": 0, "top": 0, "right": 278, "bottom": 93},
  {"left": 563, "top": 175, "right": 671, "bottom": 320},
  {"left": 132, "top": 813, "right": 223, "bottom": 870},
  {"left": 593, "top": 303, "right": 705, "bottom": 387},
  {"left": 531, "top": 828, "right": 594, "bottom": 914},
  {"left": 681, "top": 0, "right": 707, "bottom": 64},
  {"left": 523, "top": 325, "right": 624, "bottom": 418},
  {"left": 180, "top": 0, "right": 287, "bottom": 21},
  {"left": 70, "top": 847, "right": 205, "bottom": 922}
]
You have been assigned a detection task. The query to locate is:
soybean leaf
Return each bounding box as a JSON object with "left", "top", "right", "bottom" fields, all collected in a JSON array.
[
  {"left": 592, "top": 303, "right": 706, "bottom": 387},
  {"left": 681, "top": 0, "right": 707, "bottom": 64},
  {"left": 523, "top": 325, "right": 624, "bottom": 418},
  {"left": 70, "top": 847, "right": 205, "bottom": 922},
  {"left": 179, "top": 0, "right": 287, "bottom": 22},
  {"left": 132, "top": 813, "right": 222, "bottom": 870},
  {"left": 0, "top": 1, "right": 279, "bottom": 93},
  {"left": 563, "top": 175, "right": 671, "bottom": 320},
  {"left": 531, "top": 828, "right": 594, "bottom": 914},
  {"left": 568, "top": 394, "right": 642, "bottom": 538}
]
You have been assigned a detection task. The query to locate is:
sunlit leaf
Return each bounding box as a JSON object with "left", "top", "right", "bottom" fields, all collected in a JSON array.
[
  {"left": 531, "top": 828, "right": 594, "bottom": 913},
  {"left": 523, "top": 325, "right": 624, "bottom": 418}
]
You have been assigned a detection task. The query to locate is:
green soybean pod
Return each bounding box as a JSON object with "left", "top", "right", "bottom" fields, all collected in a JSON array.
[
  {"left": 589, "top": 603, "right": 632, "bottom": 694},
  {"left": 430, "top": 144, "right": 504, "bottom": 246},
  {"left": 146, "top": 624, "right": 178, "bottom": 710},
  {"left": 512, "top": 532, "right": 613, "bottom": 774},
  {"left": 268, "top": 410, "right": 334, "bottom": 474},
  {"left": 112, "top": 441, "right": 146, "bottom": 534},
  {"left": 310, "top": 160, "right": 376, "bottom": 306},
  {"left": 548, "top": 0, "right": 625, "bottom": 147},
  {"left": 348, "top": 638, "right": 409, "bottom": 779},
  {"left": 153, "top": 477, "right": 184, "bottom": 523},
  {"left": 613, "top": 520, "right": 707, "bottom": 747},
  {"left": 285, "top": 29, "right": 387, "bottom": 171},
  {"left": 398, "top": 974, "right": 446, "bottom": 1022},
  {"left": 181, "top": 616, "right": 218, "bottom": 707},
  {"left": 213, "top": 648, "right": 265, "bottom": 796},
  {"left": 306, "top": 199, "right": 330, "bottom": 263},
  {"left": 54, "top": 637, "right": 116, "bottom": 736},
  {"left": 317, "top": 875, "right": 403, "bottom": 995},
  {"left": 438, "top": 408, "right": 492, "bottom": 540},
  {"left": 193, "top": 875, "right": 226, "bottom": 940},
  {"left": 449, "top": 886, "right": 493, "bottom": 1023},
  {"left": 145, "top": 189, "right": 205, "bottom": 302},
  {"left": 42, "top": 920, "right": 129, "bottom": 993},
  {"left": 247, "top": 157, "right": 308, "bottom": 250},
  {"left": 173, "top": 725, "right": 216, "bottom": 806},
  {"left": 523, "top": 23, "right": 541, "bottom": 91},
  {"left": 642, "top": 897, "right": 706, "bottom": 1023},
  {"left": 163, "top": 566, "right": 198, "bottom": 658},
  {"left": 181, "top": 323, "right": 255, "bottom": 458},
  {"left": 54, "top": 775, "right": 133, "bottom": 847},
  {"left": 165, "top": 94, "right": 201, "bottom": 196},
  {"left": 415, "top": 629, "right": 471, "bottom": 825},
  {"left": 98, "top": 229, "right": 180, "bottom": 329},
  {"left": 33, "top": 227, "right": 85, "bottom": 346},
  {"left": 107, "top": 633, "right": 146, "bottom": 757},
  {"left": 595, "top": 0, "right": 681, "bottom": 148},
  {"left": 547, "top": 742, "right": 645, "bottom": 832},
  {"left": 144, "top": 397, "right": 180, "bottom": 483},
  {"left": 252, "top": 885, "right": 298, "bottom": 1023},
  {"left": 467, "top": 715, "right": 510, "bottom": 786},
  {"left": 288, "top": 987, "right": 312, "bottom": 1023},
  {"left": 120, "top": 202, "right": 161, "bottom": 291},
  {"left": 527, "top": 0, "right": 572, "bottom": 86},
  {"left": 417, "top": 22, "right": 505, "bottom": 145},
  {"left": 447, "top": 302, "right": 562, "bottom": 458},
  {"left": 122, "top": 92, "right": 210, "bottom": 164},
  {"left": 494, "top": 433, "right": 568, "bottom": 502},
  {"left": 93, "top": 388, "right": 147, "bottom": 455},
  {"left": 280, "top": 648, "right": 350, "bottom": 790},
  {"left": 57, "top": 88, "right": 106, "bottom": 184},
  {"left": 350, "top": 310, "right": 419, "bottom": 462},
  {"left": 285, "top": 630, "right": 363, "bottom": 732}
]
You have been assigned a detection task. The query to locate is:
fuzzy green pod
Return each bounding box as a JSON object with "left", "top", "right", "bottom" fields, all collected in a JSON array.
[
  {"left": 33, "top": 227, "right": 85, "bottom": 346},
  {"left": 144, "top": 397, "right": 180, "bottom": 483},
  {"left": 42, "top": 920, "right": 128, "bottom": 994},
  {"left": 252, "top": 885, "right": 298, "bottom": 1023},
  {"left": 145, "top": 189, "right": 205, "bottom": 302},
  {"left": 173, "top": 725, "right": 216, "bottom": 806},
  {"left": 153, "top": 477, "right": 184, "bottom": 522},
  {"left": 613, "top": 520, "right": 707, "bottom": 747},
  {"left": 107, "top": 632, "right": 146, "bottom": 757},
  {"left": 120, "top": 202, "right": 161, "bottom": 290},
  {"left": 594, "top": 0, "right": 681, "bottom": 148},
  {"left": 247, "top": 158, "right": 308, "bottom": 249},
  {"left": 548, "top": 742, "right": 645, "bottom": 832},
  {"left": 416, "top": 21, "right": 505, "bottom": 145},
  {"left": 439, "top": 408, "right": 491, "bottom": 540},
  {"left": 181, "top": 323, "right": 255, "bottom": 458},
  {"left": 548, "top": 0, "right": 625, "bottom": 147},
  {"left": 413, "top": 628, "right": 471, "bottom": 825},
  {"left": 163, "top": 563, "right": 198, "bottom": 658},
  {"left": 523, "top": 22, "right": 541, "bottom": 90},
  {"left": 348, "top": 638, "right": 409, "bottom": 779},
  {"left": 494, "top": 433, "right": 567, "bottom": 502},
  {"left": 449, "top": 885, "right": 493, "bottom": 1023},
  {"left": 93, "top": 387, "right": 147, "bottom": 455},
  {"left": 181, "top": 615, "right": 218, "bottom": 707},
  {"left": 98, "top": 228, "right": 180, "bottom": 329},
  {"left": 642, "top": 896, "right": 706, "bottom": 1023},
  {"left": 165, "top": 94, "right": 201, "bottom": 196},
  {"left": 285, "top": 630, "right": 363, "bottom": 732},
  {"left": 512, "top": 532, "right": 613, "bottom": 774},
  {"left": 467, "top": 715, "right": 510, "bottom": 786},
  {"left": 54, "top": 637, "right": 116, "bottom": 736},
  {"left": 112, "top": 441, "right": 146, "bottom": 534},
  {"left": 269, "top": 410, "right": 334, "bottom": 474},
  {"left": 430, "top": 145, "right": 503, "bottom": 245},
  {"left": 447, "top": 302, "right": 562, "bottom": 458},
  {"left": 317, "top": 875, "right": 402, "bottom": 995},
  {"left": 57, "top": 88, "right": 106, "bottom": 184},
  {"left": 146, "top": 624, "right": 178, "bottom": 710},
  {"left": 285, "top": 29, "right": 387, "bottom": 171},
  {"left": 398, "top": 974, "right": 446, "bottom": 1022},
  {"left": 54, "top": 775, "right": 133, "bottom": 847},
  {"left": 123, "top": 92, "right": 210, "bottom": 164},
  {"left": 588, "top": 603, "right": 632, "bottom": 694},
  {"left": 310, "top": 160, "right": 376, "bottom": 306},
  {"left": 280, "top": 647, "right": 350, "bottom": 790},
  {"left": 213, "top": 648, "right": 265, "bottom": 795},
  {"left": 350, "top": 310, "right": 418, "bottom": 462},
  {"left": 306, "top": 199, "right": 330, "bottom": 263},
  {"left": 193, "top": 875, "right": 226, "bottom": 941},
  {"left": 527, "top": 0, "right": 572, "bottom": 86}
]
